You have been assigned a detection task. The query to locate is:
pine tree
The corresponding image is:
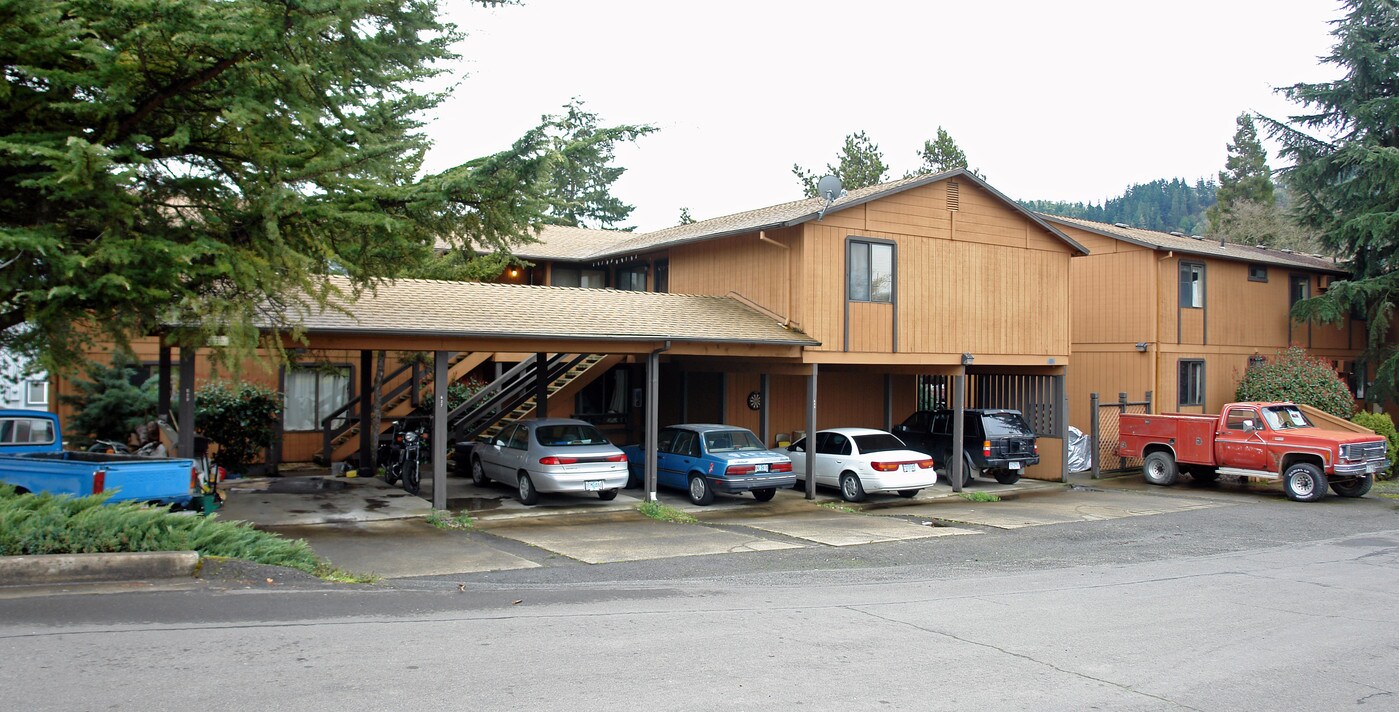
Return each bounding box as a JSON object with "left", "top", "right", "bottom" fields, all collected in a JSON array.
[
  {"left": 539, "top": 99, "right": 656, "bottom": 230},
  {"left": 1207, "top": 113, "right": 1276, "bottom": 231},
  {"left": 793, "top": 131, "right": 889, "bottom": 197},
  {"left": 0, "top": 1, "right": 615, "bottom": 372},
  {"left": 907, "top": 127, "right": 984, "bottom": 179},
  {"left": 1260, "top": 0, "right": 1399, "bottom": 400},
  {"left": 677, "top": 208, "right": 696, "bottom": 225}
]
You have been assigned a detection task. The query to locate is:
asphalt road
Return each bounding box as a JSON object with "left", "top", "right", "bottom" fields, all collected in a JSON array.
[{"left": 2, "top": 483, "right": 1397, "bottom": 711}]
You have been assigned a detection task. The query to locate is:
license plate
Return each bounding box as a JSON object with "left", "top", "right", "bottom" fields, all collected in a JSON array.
[
  {"left": 1008, "top": 462, "right": 1022, "bottom": 470},
  {"left": 901, "top": 463, "right": 916, "bottom": 472},
  {"left": 584, "top": 480, "right": 603, "bottom": 491},
  {"left": 754, "top": 464, "right": 769, "bottom": 473}
]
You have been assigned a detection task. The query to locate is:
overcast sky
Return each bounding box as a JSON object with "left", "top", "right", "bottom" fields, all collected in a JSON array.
[{"left": 421, "top": 0, "right": 1343, "bottom": 232}]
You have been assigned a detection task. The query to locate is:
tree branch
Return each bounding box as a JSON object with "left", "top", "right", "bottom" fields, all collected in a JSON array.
[{"left": 113, "top": 53, "right": 252, "bottom": 143}]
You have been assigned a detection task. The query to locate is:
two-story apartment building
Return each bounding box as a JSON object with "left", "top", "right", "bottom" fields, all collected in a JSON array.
[{"left": 1043, "top": 215, "right": 1366, "bottom": 431}]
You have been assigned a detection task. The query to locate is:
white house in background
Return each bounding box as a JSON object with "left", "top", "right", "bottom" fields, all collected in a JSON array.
[{"left": 0, "top": 353, "right": 48, "bottom": 412}]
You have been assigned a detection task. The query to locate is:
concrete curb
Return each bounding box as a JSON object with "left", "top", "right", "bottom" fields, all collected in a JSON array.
[{"left": 0, "top": 551, "right": 201, "bottom": 586}]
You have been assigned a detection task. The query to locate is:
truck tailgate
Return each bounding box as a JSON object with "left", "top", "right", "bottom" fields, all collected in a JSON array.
[{"left": 0, "top": 453, "right": 196, "bottom": 505}]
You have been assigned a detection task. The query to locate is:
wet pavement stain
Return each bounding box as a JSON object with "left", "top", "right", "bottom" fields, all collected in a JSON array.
[
  {"left": 266, "top": 478, "right": 350, "bottom": 494},
  {"left": 363, "top": 498, "right": 390, "bottom": 511},
  {"left": 447, "top": 497, "right": 506, "bottom": 512}
]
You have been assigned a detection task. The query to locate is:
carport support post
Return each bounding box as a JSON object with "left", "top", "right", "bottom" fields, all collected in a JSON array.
[
  {"left": 759, "top": 374, "right": 770, "bottom": 446},
  {"left": 1090, "top": 392, "right": 1101, "bottom": 479},
  {"left": 177, "top": 348, "right": 196, "bottom": 458},
  {"left": 535, "top": 352, "right": 548, "bottom": 418},
  {"left": 359, "top": 350, "right": 373, "bottom": 474},
  {"left": 1055, "top": 374, "right": 1068, "bottom": 483},
  {"left": 805, "top": 365, "right": 818, "bottom": 500},
  {"left": 157, "top": 343, "right": 172, "bottom": 420},
  {"left": 645, "top": 348, "right": 661, "bottom": 502},
  {"left": 950, "top": 374, "right": 965, "bottom": 493},
  {"left": 432, "top": 351, "right": 448, "bottom": 510}
]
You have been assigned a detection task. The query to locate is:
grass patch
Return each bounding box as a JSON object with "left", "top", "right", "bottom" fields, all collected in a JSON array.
[
  {"left": 818, "top": 501, "right": 860, "bottom": 514},
  {"left": 426, "top": 509, "right": 475, "bottom": 530},
  {"left": 958, "top": 491, "right": 1001, "bottom": 503},
  {"left": 0, "top": 485, "right": 366, "bottom": 582},
  {"left": 636, "top": 500, "right": 698, "bottom": 524}
]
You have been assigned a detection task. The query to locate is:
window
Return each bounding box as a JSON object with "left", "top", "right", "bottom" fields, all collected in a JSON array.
[
  {"left": 848, "top": 239, "right": 894, "bottom": 303},
  {"left": 1248, "top": 264, "right": 1268, "bottom": 282},
  {"left": 1225, "top": 408, "right": 1259, "bottom": 431},
  {"left": 656, "top": 428, "right": 679, "bottom": 453},
  {"left": 25, "top": 381, "right": 47, "bottom": 406},
  {"left": 283, "top": 366, "right": 351, "bottom": 431},
  {"left": 1178, "top": 360, "right": 1205, "bottom": 407},
  {"left": 931, "top": 412, "right": 950, "bottom": 435},
  {"left": 653, "top": 261, "right": 669, "bottom": 293},
  {"left": 507, "top": 425, "right": 529, "bottom": 450},
  {"left": 615, "top": 265, "right": 647, "bottom": 291},
  {"left": 1179, "top": 262, "right": 1205, "bottom": 307},
  {"left": 552, "top": 266, "right": 607, "bottom": 288},
  {"left": 0, "top": 417, "right": 55, "bottom": 445},
  {"left": 1289, "top": 274, "right": 1310, "bottom": 306}
]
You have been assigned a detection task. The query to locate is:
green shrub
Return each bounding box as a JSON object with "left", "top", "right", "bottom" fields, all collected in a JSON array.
[
  {"left": 1234, "top": 346, "right": 1356, "bottom": 418},
  {"left": 59, "top": 353, "right": 157, "bottom": 444},
  {"left": 1352, "top": 411, "right": 1399, "bottom": 480},
  {"left": 0, "top": 485, "right": 320, "bottom": 573},
  {"left": 195, "top": 381, "right": 282, "bottom": 475}
]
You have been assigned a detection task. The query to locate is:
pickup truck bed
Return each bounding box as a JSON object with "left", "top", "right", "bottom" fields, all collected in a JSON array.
[{"left": 0, "top": 451, "right": 197, "bottom": 506}]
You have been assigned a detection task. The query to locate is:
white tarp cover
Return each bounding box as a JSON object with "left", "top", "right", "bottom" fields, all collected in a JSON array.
[{"left": 1067, "top": 426, "right": 1092, "bottom": 473}]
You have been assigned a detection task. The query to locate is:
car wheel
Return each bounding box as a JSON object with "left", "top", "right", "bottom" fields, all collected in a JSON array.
[
  {"left": 688, "top": 474, "right": 714, "bottom": 506},
  {"left": 1283, "top": 462, "right": 1327, "bottom": 502},
  {"left": 517, "top": 471, "right": 539, "bottom": 505},
  {"left": 897, "top": 489, "right": 920, "bottom": 498},
  {"left": 993, "top": 470, "right": 1021, "bottom": 485},
  {"left": 598, "top": 488, "right": 619, "bottom": 501},
  {"left": 752, "top": 487, "right": 776, "bottom": 502},
  {"left": 839, "top": 472, "right": 866, "bottom": 502},
  {"left": 470, "top": 457, "right": 488, "bottom": 486},
  {"left": 1330, "top": 474, "right": 1373, "bottom": 498},
  {"left": 1142, "top": 451, "right": 1178, "bottom": 486}
]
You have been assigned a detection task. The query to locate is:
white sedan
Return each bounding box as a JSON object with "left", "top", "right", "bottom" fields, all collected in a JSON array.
[{"left": 786, "top": 428, "right": 938, "bottom": 502}]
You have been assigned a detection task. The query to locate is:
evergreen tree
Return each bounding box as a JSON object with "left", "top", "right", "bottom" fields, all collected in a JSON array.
[
  {"left": 1260, "top": 0, "right": 1399, "bottom": 400},
  {"left": 538, "top": 99, "right": 656, "bottom": 230},
  {"left": 677, "top": 207, "right": 696, "bottom": 225},
  {"left": 59, "top": 353, "right": 157, "bottom": 443},
  {"left": 0, "top": 0, "right": 609, "bottom": 372},
  {"left": 1022, "top": 179, "right": 1218, "bottom": 234},
  {"left": 793, "top": 131, "right": 888, "bottom": 197},
  {"left": 908, "top": 127, "right": 984, "bottom": 179},
  {"left": 1207, "top": 113, "right": 1276, "bottom": 231}
]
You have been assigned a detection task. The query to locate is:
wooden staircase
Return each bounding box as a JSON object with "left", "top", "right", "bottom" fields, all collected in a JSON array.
[
  {"left": 327, "top": 351, "right": 489, "bottom": 462},
  {"left": 478, "top": 354, "right": 622, "bottom": 442}
]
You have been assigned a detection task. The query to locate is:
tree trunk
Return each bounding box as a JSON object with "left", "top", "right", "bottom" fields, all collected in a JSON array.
[{"left": 366, "top": 350, "right": 386, "bottom": 472}]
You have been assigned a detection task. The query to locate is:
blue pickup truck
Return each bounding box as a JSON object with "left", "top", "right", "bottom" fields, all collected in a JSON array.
[{"left": 0, "top": 410, "right": 199, "bottom": 507}]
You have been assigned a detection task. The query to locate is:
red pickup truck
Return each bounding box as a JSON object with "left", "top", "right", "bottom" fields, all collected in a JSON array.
[{"left": 1117, "top": 402, "right": 1388, "bottom": 502}]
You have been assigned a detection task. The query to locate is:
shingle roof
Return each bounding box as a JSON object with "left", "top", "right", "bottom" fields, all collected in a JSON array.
[
  {"left": 1039, "top": 214, "right": 1348, "bottom": 274},
  {"left": 591, "top": 169, "right": 1087, "bottom": 258},
  {"left": 271, "top": 277, "right": 818, "bottom": 346},
  {"left": 439, "top": 170, "right": 1087, "bottom": 264}
]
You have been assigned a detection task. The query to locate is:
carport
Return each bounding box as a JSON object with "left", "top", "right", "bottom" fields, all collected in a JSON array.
[{"left": 158, "top": 277, "right": 826, "bottom": 509}]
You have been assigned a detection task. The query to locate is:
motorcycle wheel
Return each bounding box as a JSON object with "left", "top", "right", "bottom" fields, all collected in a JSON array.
[{"left": 402, "top": 456, "right": 420, "bottom": 495}]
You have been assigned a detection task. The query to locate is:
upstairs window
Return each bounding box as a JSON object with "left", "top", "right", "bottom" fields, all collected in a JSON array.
[
  {"left": 1179, "top": 262, "right": 1205, "bottom": 308},
  {"left": 1178, "top": 360, "right": 1205, "bottom": 407},
  {"left": 615, "top": 265, "right": 647, "bottom": 291},
  {"left": 552, "top": 266, "right": 607, "bottom": 289},
  {"left": 848, "top": 239, "right": 894, "bottom": 303},
  {"left": 1289, "top": 274, "right": 1310, "bottom": 307},
  {"left": 1248, "top": 264, "right": 1268, "bottom": 282},
  {"left": 25, "top": 381, "right": 47, "bottom": 407}
]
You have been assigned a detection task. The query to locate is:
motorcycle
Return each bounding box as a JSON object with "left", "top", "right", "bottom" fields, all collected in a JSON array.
[{"left": 381, "top": 419, "right": 429, "bottom": 495}]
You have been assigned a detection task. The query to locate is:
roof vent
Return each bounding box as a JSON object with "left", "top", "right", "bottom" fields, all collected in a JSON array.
[
  {"left": 1190, "top": 235, "right": 1206, "bottom": 240},
  {"left": 946, "top": 181, "right": 960, "bottom": 212},
  {"left": 1169, "top": 231, "right": 1184, "bottom": 237},
  {"left": 1113, "top": 222, "right": 1129, "bottom": 228},
  {"left": 1281, "top": 248, "right": 1294, "bottom": 254}
]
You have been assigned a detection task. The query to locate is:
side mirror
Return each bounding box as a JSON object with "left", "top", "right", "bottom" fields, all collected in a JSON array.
[
  {"left": 493, "top": 438, "right": 505, "bottom": 447},
  {"left": 788, "top": 445, "right": 803, "bottom": 453},
  {"left": 1242, "top": 420, "right": 1258, "bottom": 432}
]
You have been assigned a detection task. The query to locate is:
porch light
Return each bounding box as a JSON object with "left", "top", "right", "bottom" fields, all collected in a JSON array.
[
  {"left": 1248, "top": 352, "right": 1266, "bottom": 369},
  {"left": 961, "top": 353, "right": 974, "bottom": 365},
  {"left": 1135, "top": 342, "right": 1149, "bottom": 352}
]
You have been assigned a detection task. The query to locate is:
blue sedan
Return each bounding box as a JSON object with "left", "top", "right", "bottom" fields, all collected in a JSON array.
[{"left": 623, "top": 424, "right": 794, "bottom": 505}]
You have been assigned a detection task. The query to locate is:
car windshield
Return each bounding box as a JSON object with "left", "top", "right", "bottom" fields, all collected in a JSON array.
[
  {"left": 982, "top": 413, "right": 1035, "bottom": 437},
  {"left": 853, "top": 433, "right": 907, "bottom": 454},
  {"left": 703, "top": 429, "right": 765, "bottom": 453},
  {"left": 1260, "top": 406, "right": 1313, "bottom": 431},
  {"left": 534, "top": 424, "right": 609, "bottom": 447}
]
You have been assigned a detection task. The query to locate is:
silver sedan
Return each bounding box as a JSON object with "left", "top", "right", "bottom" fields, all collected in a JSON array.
[{"left": 469, "top": 418, "right": 628, "bottom": 505}]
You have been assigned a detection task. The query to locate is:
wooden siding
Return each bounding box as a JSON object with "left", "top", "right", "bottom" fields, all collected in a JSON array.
[
  {"left": 668, "top": 226, "right": 799, "bottom": 324},
  {"left": 847, "top": 301, "right": 894, "bottom": 351},
  {"left": 1065, "top": 349, "right": 1155, "bottom": 430},
  {"left": 1070, "top": 248, "right": 1155, "bottom": 345},
  {"left": 723, "top": 372, "right": 761, "bottom": 434},
  {"left": 787, "top": 180, "right": 1076, "bottom": 362}
]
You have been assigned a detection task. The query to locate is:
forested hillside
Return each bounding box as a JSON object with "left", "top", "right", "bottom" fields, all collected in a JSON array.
[{"left": 1021, "top": 178, "right": 1218, "bottom": 235}]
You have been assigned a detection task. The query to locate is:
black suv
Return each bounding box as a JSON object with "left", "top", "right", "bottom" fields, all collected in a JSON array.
[{"left": 893, "top": 409, "right": 1039, "bottom": 485}]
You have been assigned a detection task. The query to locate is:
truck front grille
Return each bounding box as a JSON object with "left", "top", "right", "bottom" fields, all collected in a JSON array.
[{"left": 1345, "top": 441, "right": 1387, "bottom": 461}]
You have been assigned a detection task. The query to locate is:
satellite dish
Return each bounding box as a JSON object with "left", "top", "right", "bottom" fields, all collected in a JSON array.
[{"left": 816, "top": 175, "right": 844, "bottom": 220}]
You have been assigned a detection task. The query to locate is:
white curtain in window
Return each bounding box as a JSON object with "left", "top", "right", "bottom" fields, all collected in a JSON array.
[
  {"left": 284, "top": 370, "right": 319, "bottom": 431},
  {"left": 319, "top": 370, "right": 350, "bottom": 428}
]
